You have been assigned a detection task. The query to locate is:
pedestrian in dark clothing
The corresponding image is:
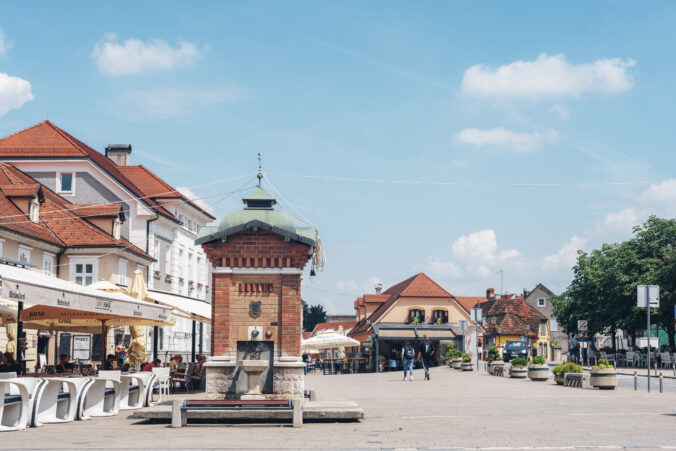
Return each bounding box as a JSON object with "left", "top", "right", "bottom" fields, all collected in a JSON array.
[{"left": 418, "top": 335, "right": 435, "bottom": 381}]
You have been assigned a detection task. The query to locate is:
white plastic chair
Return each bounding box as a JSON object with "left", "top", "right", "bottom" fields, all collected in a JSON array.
[
  {"left": 80, "top": 371, "right": 120, "bottom": 419},
  {"left": 128, "top": 372, "right": 157, "bottom": 407},
  {"left": 34, "top": 378, "right": 79, "bottom": 426},
  {"left": 0, "top": 378, "right": 30, "bottom": 431},
  {"left": 119, "top": 373, "right": 147, "bottom": 410},
  {"left": 151, "top": 367, "right": 170, "bottom": 403}
]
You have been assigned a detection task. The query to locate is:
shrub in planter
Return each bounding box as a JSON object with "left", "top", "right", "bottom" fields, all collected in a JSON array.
[
  {"left": 446, "top": 347, "right": 463, "bottom": 369},
  {"left": 509, "top": 356, "right": 528, "bottom": 378},
  {"left": 591, "top": 358, "right": 617, "bottom": 390},
  {"left": 528, "top": 355, "right": 549, "bottom": 381},
  {"left": 461, "top": 353, "right": 473, "bottom": 371},
  {"left": 552, "top": 362, "right": 583, "bottom": 385}
]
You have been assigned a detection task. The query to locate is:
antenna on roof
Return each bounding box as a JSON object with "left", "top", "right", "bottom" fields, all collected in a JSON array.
[{"left": 257, "top": 152, "right": 263, "bottom": 187}]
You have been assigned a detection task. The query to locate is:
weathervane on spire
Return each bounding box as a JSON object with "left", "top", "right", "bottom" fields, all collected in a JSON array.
[{"left": 257, "top": 152, "right": 263, "bottom": 187}]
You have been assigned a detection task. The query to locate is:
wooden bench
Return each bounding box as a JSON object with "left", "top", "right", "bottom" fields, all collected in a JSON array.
[{"left": 172, "top": 399, "right": 302, "bottom": 428}]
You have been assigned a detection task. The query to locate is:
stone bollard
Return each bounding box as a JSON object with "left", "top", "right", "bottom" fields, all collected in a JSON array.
[
  {"left": 292, "top": 398, "right": 303, "bottom": 427},
  {"left": 634, "top": 371, "right": 638, "bottom": 391},
  {"left": 171, "top": 399, "right": 186, "bottom": 428},
  {"left": 660, "top": 373, "right": 663, "bottom": 393}
]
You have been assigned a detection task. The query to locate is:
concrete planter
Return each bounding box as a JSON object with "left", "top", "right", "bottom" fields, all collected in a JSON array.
[
  {"left": 528, "top": 364, "right": 550, "bottom": 381},
  {"left": 509, "top": 366, "right": 528, "bottom": 378},
  {"left": 451, "top": 359, "right": 463, "bottom": 370},
  {"left": 461, "top": 361, "right": 473, "bottom": 371},
  {"left": 487, "top": 361, "right": 504, "bottom": 375},
  {"left": 554, "top": 375, "right": 565, "bottom": 385},
  {"left": 590, "top": 368, "right": 617, "bottom": 390}
]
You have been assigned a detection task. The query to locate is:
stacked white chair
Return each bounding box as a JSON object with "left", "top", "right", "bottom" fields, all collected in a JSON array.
[
  {"left": 80, "top": 370, "right": 120, "bottom": 419},
  {"left": 151, "top": 367, "right": 170, "bottom": 404},
  {"left": 118, "top": 373, "right": 148, "bottom": 410},
  {"left": 33, "top": 378, "right": 79, "bottom": 426},
  {"left": 0, "top": 373, "right": 30, "bottom": 431}
]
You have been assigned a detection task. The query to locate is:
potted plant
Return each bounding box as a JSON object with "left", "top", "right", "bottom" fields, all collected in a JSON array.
[
  {"left": 461, "top": 353, "right": 473, "bottom": 371},
  {"left": 509, "top": 356, "right": 528, "bottom": 378},
  {"left": 486, "top": 346, "right": 504, "bottom": 375},
  {"left": 165, "top": 274, "right": 172, "bottom": 282},
  {"left": 527, "top": 355, "right": 549, "bottom": 381},
  {"left": 551, "top": 339, "right": 561, "bottom": 362},
  {"left": 552, "top": 362, "right": 583, "bottom": 385},
  {"left": 153, "top": 269, "right": 161, "bottom": 277},
  {"left": 590, "top": 358, "right": 617, "bottom": 390},
  {"left": 446, "top": 347, "right": 463, "bottom": 369}
]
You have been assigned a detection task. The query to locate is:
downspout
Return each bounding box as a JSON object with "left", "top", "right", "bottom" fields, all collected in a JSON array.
[{"left": 146, "top": 215, "right": 159, "bottom": 360}]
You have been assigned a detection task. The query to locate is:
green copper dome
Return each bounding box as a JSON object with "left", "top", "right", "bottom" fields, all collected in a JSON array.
[{"left": 195, "top": 187, "right": 316, "bottom": 247}]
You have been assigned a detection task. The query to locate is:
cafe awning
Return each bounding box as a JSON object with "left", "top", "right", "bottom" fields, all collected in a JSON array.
[
  {"left": 0, "top": 263, "right": 173, "bottom": 328},
  {"left": 372, "top": 323, "right": 458, "bottom": 341},
  {"left": 147, "top": 289, "right": 211, "bottom": 324}
]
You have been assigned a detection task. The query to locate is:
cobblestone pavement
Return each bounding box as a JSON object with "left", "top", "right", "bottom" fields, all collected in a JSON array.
[{"left": 3, "top": 366, "right": 676, "bottom": 450}]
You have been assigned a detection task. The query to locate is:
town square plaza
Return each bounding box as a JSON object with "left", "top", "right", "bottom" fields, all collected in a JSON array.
[{"left": 2, "top": 365, "right": 676, "bottom": 450}]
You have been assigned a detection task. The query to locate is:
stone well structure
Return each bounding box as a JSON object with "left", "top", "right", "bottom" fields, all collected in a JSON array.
[{"left": 195, "top": 187, "right": 317, "bottom": 399}]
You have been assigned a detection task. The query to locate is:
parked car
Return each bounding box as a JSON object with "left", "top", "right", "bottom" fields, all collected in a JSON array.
[{"left": 503, "top": 340, "right": 528, "bottom": 362}]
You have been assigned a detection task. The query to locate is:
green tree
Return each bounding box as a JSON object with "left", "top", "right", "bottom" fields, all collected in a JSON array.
[{"left": 302, "top": 301, "right": 327, "bottom": 332}]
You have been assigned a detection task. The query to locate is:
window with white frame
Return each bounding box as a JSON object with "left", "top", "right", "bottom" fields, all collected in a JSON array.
[
  {"left": 178, "top": 248, "right": 184, "bottom": 279},
  {"left": 18, "top": 245, "right": 32, "bottom": 264},
  {"left": 187, "top": 253, "right": 193, "bottom": 281},
  {"left": 165, "top": 244, "right": 172, "bottom": 275},
  {"left": 153, "top": 239, "right": 160, "bottom": 273},
  {"left": 118, "top": 258, "right": 128, "bottom": 285},
  {"left": 57, "top": 172, "right": 74, "bottom": 194},
  {"left": 71, "top": 259, "right": 97, "bottom": 286},
  {"left": 29, "top": 197, "right": 40, "bottom": 223},
  {"left": 537, "top": 298, "right": 546, "bottom": 307},
  {"left": 42, "top": 252, "right": 55, "bottom": 276},
  {"left": 0, "top": 239, "right": 4, "bottom": 258}
]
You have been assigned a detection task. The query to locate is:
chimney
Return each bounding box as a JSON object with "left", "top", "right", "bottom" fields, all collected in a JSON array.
[
  {"left": 486, "top": 288, "right": 495, "bottom": 299},
  {"left": 105, "top": 144, "right": 132, "bottom": 166},
  {"left": 374, "top": 283, "right": 383, "bottom": 295}
]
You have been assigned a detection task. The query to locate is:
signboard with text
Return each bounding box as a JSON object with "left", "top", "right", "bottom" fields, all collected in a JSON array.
[{"left": 577, "top": 320, "right": 588, "bottom": 331}]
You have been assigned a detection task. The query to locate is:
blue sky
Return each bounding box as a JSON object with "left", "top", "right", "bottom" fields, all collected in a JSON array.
[{"left": 1, "top": 2, "right": 676, "bottom": 313}]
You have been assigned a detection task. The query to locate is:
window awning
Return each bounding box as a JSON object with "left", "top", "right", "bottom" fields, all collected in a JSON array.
[
  {"left": 373, "top": 324, "right": 458, "bottom": 341},
  {"left": 0, "top": 263, "right": 173, "bottom": 327},
  {"left": 147, "top": 289, "right": 211, "bottom": 324}
]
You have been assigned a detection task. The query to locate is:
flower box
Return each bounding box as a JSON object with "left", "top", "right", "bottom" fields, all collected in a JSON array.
[
  {"left": 590, "top": 368, "right": 617, "bottom": 390},
  {"left": 528, "top": 364, "right": 550, "bottom": 381}
]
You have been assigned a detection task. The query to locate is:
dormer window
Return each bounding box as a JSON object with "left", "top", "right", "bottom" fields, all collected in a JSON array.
[
  {"left": 113, "top": 217, "right": 121, "bottom": 240},
  {"left": 58, "top": 172, "right": 74, "bottom": 194},
  {"left": 408, "top": 309, "right": 425, "bottom": 324},
  {"left": 29, "top": 197, "right": 40, "bottom": 223},
  {"left": 432, "top": 310, "right": 448, "bottom": 324}
]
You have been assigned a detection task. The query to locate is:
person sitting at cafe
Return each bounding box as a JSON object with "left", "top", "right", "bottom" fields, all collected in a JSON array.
[
  {"left": 56, "top": 354, "right": 75, "bottom": 373},
  {"left": 0, "top": 352, "right": 20, "bottom": 373},
  {"left": 103, "top": 354, "right": 116, "bottom": 370},
  {"left": 169, "top": 354, "right": 183, "bottom": 372},
  {"left": 143, "top": 358, "right": 161, "bottom": 372}
]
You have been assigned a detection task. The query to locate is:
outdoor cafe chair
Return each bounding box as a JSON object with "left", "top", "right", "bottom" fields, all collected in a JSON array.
[
  {"left": 625, "top": 351, "right": 638, "bottom": 368},
  {"left": 171, "top": 363, "right": 195, "bottom": 393},
  {"left": 79, "top": 371, "right": 120, "bottom": 419},
  {"left": 151, "top": 367, "right": 170, "bottom": 403},
  {"left": 33, "top": 377, "right": 79, "bottom": 426},
  {"left": 0, "top": 374, "right": 30, "bottom": 431}
]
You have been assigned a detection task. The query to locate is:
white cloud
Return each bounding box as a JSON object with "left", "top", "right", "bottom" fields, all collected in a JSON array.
[
  {"left": 452, "top": 229, "right": 520, "bottom": 263},
  {"left": 454, "top": 127, "right": 558, "bottom": 153},
  {"left": 108, "top": 86, "right": 239, "bottom": 119},
  {"left": 424, "top": 257, "right": 463, "bottom": 279},
  {"left": 542, "top": 236, "right": 587, "bottom": 271},
  {"left": 0, "top": 73, "right": 34, "bottom": 117},
  {"left": 0, "top": 28, "right": 11, "bottom": 57},
  {"left": 92, "top": 33, "right": 201, "bottom": 76},
  {"left": 550, "top": 104, "right": 570, "bottom": 120},
  {"left": 461, "top": 53, "right": 635, "bottom": 100}
]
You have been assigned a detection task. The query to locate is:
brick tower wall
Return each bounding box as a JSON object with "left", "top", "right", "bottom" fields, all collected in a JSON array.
[{"left": 201, "top": 229, "right": 311, "bottom": 358}]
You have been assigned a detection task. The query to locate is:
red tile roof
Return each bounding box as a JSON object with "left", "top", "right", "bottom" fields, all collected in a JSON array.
[
  {"left": 70, "top": 204, "right": 123, "bottom": 218},
  {"left": 363, "top": 294, "right": 389, "bottom": 303},
  {"left": 118, "top": 165, "right": 215, "bottom": 220},
  {"left": 312, "top": 321, "right": 356, "bottom": 335},
  {"left": 481, "top": 297, "right": 547, "bottom": 337},
  {"left": 0, "top": 184, "right": 40, "bottom": 198},
  {"left": 455, "top": 296, "right": 487, "bottom": 313},
  {"left": 350, "top": 273, "right": 454, "bottom": 335},
  {"left": 0, "top": 164, "right": 152, "bottom": 260},
  {"left": 0, "top": 121, "right": 178, "bottom": 223}
]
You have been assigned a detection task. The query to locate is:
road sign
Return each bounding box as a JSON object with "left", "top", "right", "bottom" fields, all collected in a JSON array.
[
  {"left": 577, "top": 320, "right": 588, "bottom": 331},
  {"left": 459, "top": 320, "right": 467, "bottom": 331},
  {"left": 470, "top": 307, "right": 482, "bottom": 322},
  {"left": 637, "top": 285, "right": 660, "bottom": 308}
]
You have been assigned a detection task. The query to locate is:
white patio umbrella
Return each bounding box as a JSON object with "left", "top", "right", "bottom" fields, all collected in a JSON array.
[{"left": 301, "top": 330, "right": 359, "bottom": 350}]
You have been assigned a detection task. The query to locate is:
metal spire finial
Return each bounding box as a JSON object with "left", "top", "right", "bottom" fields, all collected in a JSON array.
[{"left": 257, "top": 152, "right": 263, "bottom": 187}]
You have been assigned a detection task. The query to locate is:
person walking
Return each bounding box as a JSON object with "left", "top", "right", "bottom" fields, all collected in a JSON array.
[
  {"left": 418, "top": 334, "right": 435, "bottom": 381},
  {"left": 401, "top": 341, "right": 415, "bottom": 381}
]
